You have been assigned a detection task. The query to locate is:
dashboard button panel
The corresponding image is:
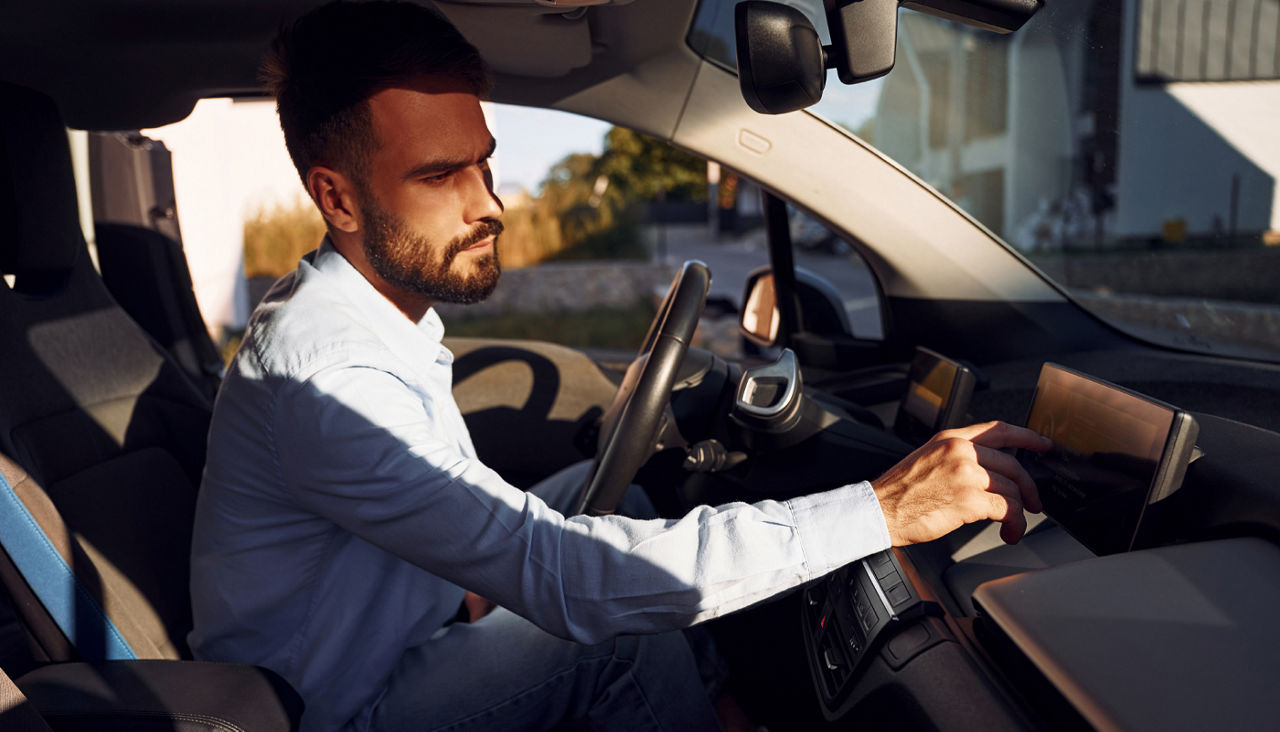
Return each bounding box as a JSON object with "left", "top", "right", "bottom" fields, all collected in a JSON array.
[{"left": 802, "top": 548, "right": 940, "bottom": 715}]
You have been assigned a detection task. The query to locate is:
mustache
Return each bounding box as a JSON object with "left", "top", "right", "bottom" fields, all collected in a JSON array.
[{"left": 447, "top": 218, "right": 504, "bottom": 256}]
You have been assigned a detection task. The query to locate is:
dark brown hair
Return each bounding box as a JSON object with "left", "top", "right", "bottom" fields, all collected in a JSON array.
[{"left": 262, "top": 0, "right": 490, "bottom": 185}]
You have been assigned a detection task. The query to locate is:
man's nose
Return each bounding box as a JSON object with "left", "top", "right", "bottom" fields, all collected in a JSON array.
[{"left": 463, "top": 164, "right": 503, "bottom": 222}]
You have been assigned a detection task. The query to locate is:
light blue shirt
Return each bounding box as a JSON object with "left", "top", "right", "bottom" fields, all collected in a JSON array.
[{"left": 189, "top": 238, "right": 891, "bottom": 731}]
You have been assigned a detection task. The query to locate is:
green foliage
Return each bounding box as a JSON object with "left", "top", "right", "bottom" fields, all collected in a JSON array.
[
  {"left": 594, "top": 127, "right": 708, "bottom": 204},
  {"left": 546, "top": 204, "right": 648, "bottom": 262},
  {"left": 513, "top": 127, "right": 707, "bottom": 263}
]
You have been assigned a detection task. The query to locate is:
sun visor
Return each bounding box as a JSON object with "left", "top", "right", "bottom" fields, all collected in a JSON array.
[{"left": 435, "top": 4, "right": 595, "bottom": 77}]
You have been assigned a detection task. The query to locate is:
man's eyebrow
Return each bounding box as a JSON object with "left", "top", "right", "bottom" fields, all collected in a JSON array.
[{"left": 402, "top": 138, "right": 497, "bottom": 181}]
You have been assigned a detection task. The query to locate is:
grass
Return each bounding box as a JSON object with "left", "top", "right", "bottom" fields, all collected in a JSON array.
[
  {"left": 243, "top": 199, "right": 327, "bottom": 278},
  {"left": 443, "top": 301, "right": 655, "bottom": 351}
]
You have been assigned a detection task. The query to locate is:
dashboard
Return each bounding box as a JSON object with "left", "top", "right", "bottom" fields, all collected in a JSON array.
[
  {"left": 451, "top": 333, "right": 1280, "bottom": 730},
  {"left": 786, "top": 347, "right": 1280, "bottom": 730}
]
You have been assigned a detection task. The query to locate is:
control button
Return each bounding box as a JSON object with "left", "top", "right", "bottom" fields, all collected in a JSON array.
[
  {"left": 860, "top": 600, "right": 881, "bottom": 626},
  {"left": 855, "top": 600, "right": 871, "bottom": 625},
  {"left": 874, "top": 559, "right": 897, "bottom": 581},
  {"left": 886, "top": 583, "right": 912, "bottom": 606},
  {"left": 823, "top": 647, "right": 843, "bottom": 671}
]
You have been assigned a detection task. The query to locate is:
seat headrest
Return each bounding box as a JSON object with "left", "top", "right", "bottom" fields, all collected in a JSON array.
[{"left": 0, "top": 82, "right": 85, "bottom": 279}]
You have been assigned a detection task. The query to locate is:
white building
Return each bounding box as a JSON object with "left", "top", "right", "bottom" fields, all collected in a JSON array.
[{"left": 871, "top": 0, "right": 1280, "bottom": 251}]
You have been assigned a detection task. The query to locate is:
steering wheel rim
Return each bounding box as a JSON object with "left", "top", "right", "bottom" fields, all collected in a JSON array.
[{"left": 573, "top": 260, "right": 710, "bottom": 516}]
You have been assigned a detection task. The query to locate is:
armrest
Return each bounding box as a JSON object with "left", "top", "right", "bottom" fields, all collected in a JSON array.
[
  {"left": 973, "top": 537, "right": 1280, "bottom": 730},
  {"left": 17, "top": 660, "right": 302, "bottom": 732}
]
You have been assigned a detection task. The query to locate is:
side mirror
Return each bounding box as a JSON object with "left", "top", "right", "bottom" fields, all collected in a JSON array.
[
  {"left": 740, "top": 268, "right": 781, "bottom": 346},
  {"left": 740, "top": 266, "right": 854, "bottom": 347}
]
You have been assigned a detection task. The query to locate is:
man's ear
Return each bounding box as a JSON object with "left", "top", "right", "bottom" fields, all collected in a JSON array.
[{"left": 306, "top": 165, "right": 360, "bottom": 233}]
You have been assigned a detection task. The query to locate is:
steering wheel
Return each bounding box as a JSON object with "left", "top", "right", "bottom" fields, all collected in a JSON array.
[{"left": 572, "top": 260, "right": 710, "bottom": 516}]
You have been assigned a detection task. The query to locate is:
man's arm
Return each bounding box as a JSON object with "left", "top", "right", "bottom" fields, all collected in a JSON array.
[
  {"left": 272, "top": 363, "right": 888, "bottom": 642},
  {"left": 272, "top": 363, "right": 1046, "bottom": 644}
]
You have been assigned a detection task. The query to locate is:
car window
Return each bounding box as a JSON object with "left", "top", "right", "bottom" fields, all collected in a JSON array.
[
  {"left": 140, "top": 100, "right": 797, "bottom": 359},
  {"left": 691, "top": 0, "right": 1280, "bottom": 363},
  {"left": 786, "top": 206, "right": 885, "bottom": 341}
]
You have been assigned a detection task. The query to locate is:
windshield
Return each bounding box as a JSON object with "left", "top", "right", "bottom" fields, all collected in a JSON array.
[{"left": 690, "top": 0, "right": 1280, "bottom": 363}]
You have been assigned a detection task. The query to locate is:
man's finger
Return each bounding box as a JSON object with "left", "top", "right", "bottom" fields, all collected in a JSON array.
[
  {"left": 947, "top": 421, "right": 1052, "bottom": 452},
  {"left": 999, "top": 510, "right": 1028, "bottom": 544},
  {"left": 975, "top": 444, "right": 1043, "bottom": 513},
  {"left": 981, "top": 467, "right": 1021, "bottom": 502},
  {"left": 983, "top": 473, "right": 1028, "bottom": 544}
]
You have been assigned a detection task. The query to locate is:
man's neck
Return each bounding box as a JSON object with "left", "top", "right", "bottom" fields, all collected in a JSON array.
[{"left": 329, "top": 232, "right": 435, "bottom": 322}]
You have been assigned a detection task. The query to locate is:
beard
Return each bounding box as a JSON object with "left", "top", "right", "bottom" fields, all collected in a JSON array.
[{"left": 359, "top": 195, "right": 503, "bottom": 305}]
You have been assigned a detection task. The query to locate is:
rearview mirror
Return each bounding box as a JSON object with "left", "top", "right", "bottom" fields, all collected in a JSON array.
[
  {"left": 735, "top": 0, "right": 1041, "bottom": 114},
  {"left": 734, "top": 1, "right": 827, "bottom": 115}
]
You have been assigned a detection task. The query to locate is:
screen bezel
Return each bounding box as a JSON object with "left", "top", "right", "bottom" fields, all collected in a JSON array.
[
  {"left": 1019, "top": 363, "right": 1198, "bottom": 555},
  {"left": 895, "top": 346, "right": 975, "bottom": 444}
]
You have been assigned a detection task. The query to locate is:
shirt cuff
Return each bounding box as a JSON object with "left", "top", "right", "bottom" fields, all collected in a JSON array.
[{"left": 785, "top": 481, "right": 892, "bottom": 580}]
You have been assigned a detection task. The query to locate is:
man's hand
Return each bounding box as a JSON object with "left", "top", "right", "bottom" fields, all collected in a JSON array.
[
  {"left": 872, "top": 421, "right": 1051, "bottom": 546},
  {"left": 462, "top": 591, "right": 496, "bottom": 623}
]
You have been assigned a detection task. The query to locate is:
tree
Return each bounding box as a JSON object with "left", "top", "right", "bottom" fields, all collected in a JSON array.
[
  {"left": 507, "top": 127, "right": 710, "bottom": 263},
  {"left": 594, "top": 127, "right": 708, "bottom": 203}
]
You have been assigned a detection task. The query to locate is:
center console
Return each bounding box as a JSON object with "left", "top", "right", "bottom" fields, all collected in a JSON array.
[
  {"left": 800, "top": 358, "right": 1205, "bottom": 725},
  {"left": 800, "top": 549, "right": 940, "bottom": 718}
]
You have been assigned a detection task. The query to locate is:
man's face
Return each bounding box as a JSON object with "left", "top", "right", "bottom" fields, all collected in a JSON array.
[{"left": 357, "top": 75, "right": 504, "bottom": 304}]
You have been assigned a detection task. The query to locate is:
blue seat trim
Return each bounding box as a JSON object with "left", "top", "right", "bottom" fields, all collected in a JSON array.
[{"left": 0, "top": 470, "right": 136, "bottom": 660}]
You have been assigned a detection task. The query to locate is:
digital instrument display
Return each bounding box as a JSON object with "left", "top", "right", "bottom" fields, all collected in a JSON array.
[
  {"left": 895, "top": 347, "right": 976, "bottom": 444},
  {"left": 1020, "top": 364, "right": 1198, "bottom": 555}
]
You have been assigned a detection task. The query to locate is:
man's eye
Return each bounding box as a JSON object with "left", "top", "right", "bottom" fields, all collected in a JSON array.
[{"left": 421, "top": 173, "right": 450, "bottom": 184}]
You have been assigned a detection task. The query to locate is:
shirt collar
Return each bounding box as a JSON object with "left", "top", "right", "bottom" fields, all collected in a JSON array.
[{"left": 311, "top": 235, "right": 454, "bottom": 368}]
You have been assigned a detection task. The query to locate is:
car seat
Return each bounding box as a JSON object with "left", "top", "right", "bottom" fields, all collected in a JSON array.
[
  {"left": 0, "top": 80, "right": 301, "bottom": 729},
  {"left": 89, "top": 131, "right": 225, "bottom": 401},
  {"left": 0, "top": 79, "right": 211, "bottom": 662}
]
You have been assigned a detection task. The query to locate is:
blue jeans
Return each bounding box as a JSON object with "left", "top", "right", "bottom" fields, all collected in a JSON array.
[{"left": 369, "top": 462, "right": 722, "bottom": 731}]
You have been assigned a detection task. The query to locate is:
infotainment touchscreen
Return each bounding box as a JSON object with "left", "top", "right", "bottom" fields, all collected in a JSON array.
[
  {"left": 895, "top": 347, "right": 976, "bottom": 444},
  {"left": 1020, "top": 364, "right": 1198, "bottom": 555}
]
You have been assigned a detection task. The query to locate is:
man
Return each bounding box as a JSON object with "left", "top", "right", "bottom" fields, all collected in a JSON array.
[{"left": 189, "top": 2, "right": 1050, "bottom": 730}]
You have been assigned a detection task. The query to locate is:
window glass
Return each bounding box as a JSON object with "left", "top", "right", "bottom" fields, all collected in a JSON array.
[
  {"left": 786, "top": 207, "right": 884, "bottom": 341},
  {"left": 690, "top": 0, "right": 1280, "bottom": 363}
]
